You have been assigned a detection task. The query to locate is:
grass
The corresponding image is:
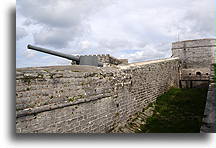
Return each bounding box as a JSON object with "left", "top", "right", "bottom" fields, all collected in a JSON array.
[{"left": 136, "top": 88, "right": 208, "bottom": 133}]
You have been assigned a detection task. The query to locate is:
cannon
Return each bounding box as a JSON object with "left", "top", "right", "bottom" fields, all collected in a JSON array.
[{"left": 27, "top": 44, "right": 103, "bottom": 67}]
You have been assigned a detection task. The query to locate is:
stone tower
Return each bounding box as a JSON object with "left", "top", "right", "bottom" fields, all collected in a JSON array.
[{"left": 171, "top": 38, "right": 216, "bottom": 88}]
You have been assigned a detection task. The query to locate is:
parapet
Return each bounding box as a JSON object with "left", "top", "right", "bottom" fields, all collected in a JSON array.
[
  {"left": 171, "top": 38, "right": 216, "bottom": 69},
  {"left": 172, "top": 38, "right": 216, "bottom": 50},
  {"left": 71, "top": 54, "right": 128, "bottom": 66}
]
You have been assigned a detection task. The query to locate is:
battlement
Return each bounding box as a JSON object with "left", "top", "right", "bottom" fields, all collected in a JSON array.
[{"left": 71, "top": 54, "right": 128, "bottom": 66}]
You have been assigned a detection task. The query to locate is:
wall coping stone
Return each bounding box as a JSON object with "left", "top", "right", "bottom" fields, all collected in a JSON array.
[{"left": 119, "top": 58, "right": 179, "bottom": 69}]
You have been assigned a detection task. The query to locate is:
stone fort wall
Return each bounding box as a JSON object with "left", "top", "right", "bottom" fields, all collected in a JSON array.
[
  {"left": 172, "top": 38, "right": 215, "bottom": 88},
  {"left": 172, "top": 38, "right": 215, "bottom": 69},
  {"left": 16, "top": 58, "right": 180, "bottom": 133}
]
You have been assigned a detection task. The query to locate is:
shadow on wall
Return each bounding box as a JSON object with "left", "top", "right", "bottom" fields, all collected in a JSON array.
[{"left": 10, "top": 7, "right": 210, "bottom": 141}]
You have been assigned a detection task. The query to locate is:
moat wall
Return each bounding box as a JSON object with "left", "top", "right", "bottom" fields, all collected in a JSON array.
[
  {"left": 16, "top": 58, "right": 180, "bottom": 133},
  {"left": 200, "top": 64, "right": 216, "bottom": 133}
]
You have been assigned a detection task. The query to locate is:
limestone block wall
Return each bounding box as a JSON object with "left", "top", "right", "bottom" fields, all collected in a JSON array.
[
  {"left": 97, "top": 54, "right": 128, "bottom": 65},
  {"left": 172, "top": 39, "right": 215, "bottom": 88},
  {"left": 16, "top": 58, "right": 180, "bottom": 133},
  {"left": 180, "top": 68, "right": 210, "bottom": 88},
  {"left": 172, "top": 38, "right": 215, "bottom": 69},
  {"left": 180, "top": 68, "right": 210, "bottom": 80},
  {"left": 200, "top": 64, "right": 216, "bottom": 132}
]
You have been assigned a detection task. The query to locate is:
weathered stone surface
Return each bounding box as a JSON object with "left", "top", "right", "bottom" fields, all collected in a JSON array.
[
  {"left": 111, "top": 104, "right": 155, "bottom": 133},
  {"left": 172, "top": 38, "right": 215, "bottom": 69},
  {"left": 16, "top": 38, "right": 216, "bottom": 133},
  {"left": 200, "top": 64, "right": 216, "bottom": 133},
  {"left": 172, "top": 39, "right": 215, "bottom": 88},
  {"left": 16, "top": 58, "right": 180, "bottom": 133}
]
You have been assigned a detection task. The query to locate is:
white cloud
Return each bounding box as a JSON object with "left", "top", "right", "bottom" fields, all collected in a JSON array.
[
  {"left": 16, "top": 27, "right": 28, "bottom": 41},
  {"left": 23, "top": 49, "right": 36, "bottom": 58},
  {"left": 16, "top": 0, "right": 215, "bottom": 67},
  {"left": 120, "top": 42, "right": 171, "bottom": 62},
  {"left": 80, "top": 40, "right": 91, "bottom": 49},
  {"left": 17, "top": 0, "right": 115, "bottom": 48},
  {"left": 33, "top": 27, "right": 80, "bottom": 48}
]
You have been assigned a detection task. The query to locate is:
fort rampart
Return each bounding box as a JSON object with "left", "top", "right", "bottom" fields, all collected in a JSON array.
[{"left": 16, "top": 58, "right": 180, "bottom": 133}]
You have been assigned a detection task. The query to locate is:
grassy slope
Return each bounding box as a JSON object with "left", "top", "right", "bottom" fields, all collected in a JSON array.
[{"left": 136, "top": 88, "right": 208, "bottom": 133}]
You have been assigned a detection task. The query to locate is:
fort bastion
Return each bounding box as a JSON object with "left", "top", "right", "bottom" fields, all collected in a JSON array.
[{"left": 16, "top": 38, "right": 215, "bottom": 133}]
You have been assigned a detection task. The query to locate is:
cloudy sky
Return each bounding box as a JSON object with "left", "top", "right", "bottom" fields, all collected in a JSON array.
[{"left": 16, "top": 0, "right": 215, "bottom": 68}]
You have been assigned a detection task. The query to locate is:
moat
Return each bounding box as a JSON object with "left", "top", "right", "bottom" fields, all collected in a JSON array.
[{"left": 114, "top": 88, "right": 208, "bottom": 133}]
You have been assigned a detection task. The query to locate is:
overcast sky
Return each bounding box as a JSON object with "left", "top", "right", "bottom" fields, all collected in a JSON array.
[{"left": 16, "top": 0, "right": 215, "bottom": 68}]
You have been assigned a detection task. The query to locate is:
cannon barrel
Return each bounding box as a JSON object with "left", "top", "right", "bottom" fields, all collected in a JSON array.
[
  {"left": 27, "top": 44, "right": 80, "bottom": 62},
  {"left": 27, "top": 44, "right": 103, "bottom": 67}
]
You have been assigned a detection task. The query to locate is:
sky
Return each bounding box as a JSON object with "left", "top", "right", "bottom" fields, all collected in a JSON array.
[{"left": 16, "top": 0, "right": 215, "bottom": 68}]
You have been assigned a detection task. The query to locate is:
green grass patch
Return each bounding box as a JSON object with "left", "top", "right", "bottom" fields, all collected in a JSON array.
[{"left": 136, "top": 88, "right": 208, "bottom": 133}]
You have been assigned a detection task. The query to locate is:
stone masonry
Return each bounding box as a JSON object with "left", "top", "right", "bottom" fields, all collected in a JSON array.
[
  {"left": 200, "top": 63, "right": 216, "bottom": 132},
  {"left": 16, "top": 38, "right": 215, "bottom": 133},
  {"left": 172, "top": 38, "right": 216, "bottom": 88},
  {"left": 16, "top": 58, "right": 179, "bottom": 133}
]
